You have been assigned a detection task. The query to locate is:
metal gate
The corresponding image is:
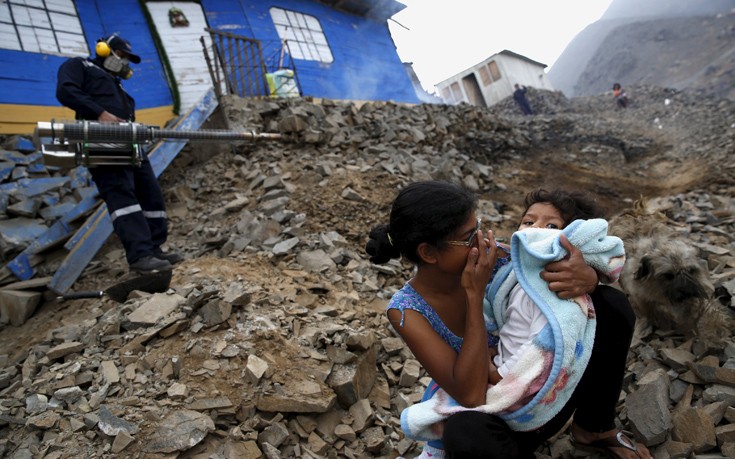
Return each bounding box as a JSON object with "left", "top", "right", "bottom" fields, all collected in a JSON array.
[{"left": 202, "top": 28, "right": 301, "bottom": 101}]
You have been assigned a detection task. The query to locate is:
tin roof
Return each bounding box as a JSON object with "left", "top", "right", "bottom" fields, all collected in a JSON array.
[{"left": 316, "top": 0, "right": 406, "bottom": 21}]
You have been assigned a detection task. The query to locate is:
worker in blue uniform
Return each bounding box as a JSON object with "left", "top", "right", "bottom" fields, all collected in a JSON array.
[{"left": 56, "top": 35, "right": 181, "bottom": 273}]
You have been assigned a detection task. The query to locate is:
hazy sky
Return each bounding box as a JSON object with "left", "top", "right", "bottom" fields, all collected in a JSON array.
[{"left": 388, "top": 0, "right": 615, "bottom": 92}]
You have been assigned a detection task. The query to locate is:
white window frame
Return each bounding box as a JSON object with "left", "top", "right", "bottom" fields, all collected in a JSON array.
[
  {"left": 0, "top": 0, "right": 88, "bottom": 56},
  {"left": 269, "top": 7, "right": 333, "bottom": 64}
]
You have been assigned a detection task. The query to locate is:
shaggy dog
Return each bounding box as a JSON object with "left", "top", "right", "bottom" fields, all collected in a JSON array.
[
  {"left": 609, "top": 200, "right": 729, "bottom": 343},
  {"left": 617, "top": 234, "right": 714, "bottom": 332}
]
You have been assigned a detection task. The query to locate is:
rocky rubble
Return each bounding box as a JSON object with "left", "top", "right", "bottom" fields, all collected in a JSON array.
[
  {"left": 0, "top": 137, "right": 97, "bottom": 285},
  {"left": 0, "top": 87, "right": 734, "bottom": 458}
]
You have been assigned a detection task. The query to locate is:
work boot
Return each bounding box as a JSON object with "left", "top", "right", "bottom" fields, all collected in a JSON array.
[
  {"left": 129, "top": 255, "right": 172, "bottom": 273},
  {"left": 154, "top": 250, "right": 183, "bottom": 265}
]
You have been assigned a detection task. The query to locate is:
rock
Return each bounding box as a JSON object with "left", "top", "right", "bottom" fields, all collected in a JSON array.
[
  {"left": 399, "top": 359, "right": 421, "bottom": 387},
  {"left": 671, "top": 407, "right": 717, "bottom": 453},
  {"left": 327, "top": 345, "right": 377, "bottom": 408},
  {"left": 167, "top": 382, "right": 189, "bottom": 399},
  {"left": 296, "top": 249, "right": 337, "bottom": 273},
  {"left": 258, "top": 421, "right": 290, "bottom": 449},
  {"left": 125, "top": 293, "right": 185, "bottom": 328},
  {"left": 627, "top": 372, "right": 673, "bottom": 445},
  {"left": 187, "top": 397, "right": 232, "bottom": 411},
  {"left": 45, "top": 341, "right": 85, "bottom": 360},
  {"left": 111, "top": 431, "right": 135, "bottom": 453},
  {"left": 335, "top": 423, "right": 357, "bottom": 441},
  {"left": 145, "top": 409, "right": 214, "bottom": 453},
  {"left": 25, "top": 394, "right": 47, "bottom": 415},
  {"left": 225, "top": 441, "right": 263, "bottom": 458},
  {"left": 0, "top": 290, "right": 41, "bottom": 326},
  {"left": 2, "top": 86, "right": 735, "bottom": 458},
  {"left": 348, "top": 398, "right": 374, "bottom": 433},
  {"left": 246, "top": 354, "right": 269, "bottom": 383},
  {"left": 98, "top": 405, "right": 139, "bottom": 436},
  {"left": 689, "top": 362, "right": 735, "bottom": 387},
  {"left": 199, "top": 299, "right": 232, "bottom": 326},
  {"left": 306, "top": 430, "right": 329, "bottom": 454},
  {"left": 362, "top": 426, "right": 386, "bottom": 453},
  {"left": 256, "top": 377, "right": 336, "bottom": 413},
  {"left": 100, "top": 360, "right": 120, "bottom": 384}
]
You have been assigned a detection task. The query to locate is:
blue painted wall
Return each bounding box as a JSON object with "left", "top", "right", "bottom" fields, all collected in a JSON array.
[
  {"left": 0, "top": 0, "right": 173, "bottom": 110},
  {"left": 202, "top": 0, "right": 419, "bottom": 103},
  {"left": 0, "top": 0, "right": 418, "bottom": 108}
]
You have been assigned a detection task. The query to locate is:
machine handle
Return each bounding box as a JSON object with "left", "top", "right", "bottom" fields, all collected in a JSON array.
[{"left": 58, "top": 291, "right": 105, "bottom": 301}]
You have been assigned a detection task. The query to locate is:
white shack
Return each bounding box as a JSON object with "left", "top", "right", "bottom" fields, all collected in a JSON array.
[{"left": 436, "top": 50, "right": 553, "bottom": 107}]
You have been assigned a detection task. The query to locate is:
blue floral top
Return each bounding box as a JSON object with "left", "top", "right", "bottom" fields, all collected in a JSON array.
[
  {"left": 387, "top": 248, "right": 510, "bottom": 450},
  {"left": 386, "top": 248, "right": 510, "bottom": 351}
]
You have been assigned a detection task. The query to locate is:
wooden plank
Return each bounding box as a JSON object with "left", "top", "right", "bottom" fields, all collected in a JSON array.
[
  {"left": 1, "top": 276, "right": 52, "bottom": 291},
  {"left": 148, "top": 88, "right": 218, "bottom": 175},
  {"left": 6, "top": 221, "right": 75, "bottom": 280},
  {"left": 0, "top": 104, "right": 174, "bottom": 135},
  {"left": 48, "top": 88, "right": 218, "bottom": 294},
  {"left": 0, "top": 177, "right": 71, "bottom": 198},
  {"left": 144, "top": 1, "right": 211, "bottom": 113},
  {"left": 135, "top": 105, "right": 177, "bottom": 127},
  {"left": 3, "top": 196, "right": 100, "bottom": 280},
  {"left": 0, "top": 105, "right": 74, "bottom": 135},
  {"left": 0, "top": 104, "right": 74, "bottom": 123},
  {"left": 0, "top": 163, "right": 13, "bottom": 181},
  {"left": 49, "top": 207, "right": 111, "bottom": 293}
]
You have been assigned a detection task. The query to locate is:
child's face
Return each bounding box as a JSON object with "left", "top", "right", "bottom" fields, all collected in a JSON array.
[{"left": 518, "top": 203, "right": 565, "bottom": 231}]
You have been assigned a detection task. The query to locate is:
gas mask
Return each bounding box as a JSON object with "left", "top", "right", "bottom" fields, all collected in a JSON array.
[{"left": 103, "top": 53, "right": 133, "bottom": 79}]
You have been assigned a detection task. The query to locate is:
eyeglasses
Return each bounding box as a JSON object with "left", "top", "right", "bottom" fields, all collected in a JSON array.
[{"left": 445, "top": 218, "right": 482, "bottom": 247}]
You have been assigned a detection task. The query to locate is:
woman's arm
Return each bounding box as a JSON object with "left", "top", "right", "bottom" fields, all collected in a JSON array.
[
  {"left": 388, "top": 230, "right": 497, "bottom": 407},
  {"left": 540, "top": 234, "right": 598, "bottom": 299},
  {"left": 454, "top": 230, "right": 497, "bottom": 405}
]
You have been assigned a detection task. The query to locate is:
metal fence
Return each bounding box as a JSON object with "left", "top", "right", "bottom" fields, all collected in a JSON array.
[{"left": 201, "top": 28, "right": 301, "bottom": 101}]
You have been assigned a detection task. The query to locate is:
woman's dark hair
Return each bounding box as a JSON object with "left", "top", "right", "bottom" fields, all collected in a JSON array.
[
  {"left": 612, "top": 83, "right": 621, "bottom": 90},
  {"left": 522, "top": 188, "right": 604, "bottom": 226},
  {"left": 366, "top": 181, "right": 477, "bottom": 264}
]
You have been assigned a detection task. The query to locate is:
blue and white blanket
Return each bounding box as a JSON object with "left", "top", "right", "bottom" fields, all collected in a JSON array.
[{"left": 401, "top": 219, "right": 625, "bottom": 439}]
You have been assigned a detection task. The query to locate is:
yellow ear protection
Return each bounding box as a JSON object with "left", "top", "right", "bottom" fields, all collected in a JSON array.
[{"left": 95, "top": 35, "right": 115, "bottom": 58}]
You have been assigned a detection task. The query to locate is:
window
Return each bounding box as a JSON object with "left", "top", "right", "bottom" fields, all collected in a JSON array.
[
  {"left": 269, "top": 7, "right": 333, "bottom": 63},
  {"left": 441, "top": 87, "right": 452, "bottom": 102},
  {"left": 487, "top": 61, "right": 501, "bottom": 81},
  {"left": 0, "top": 0, "right": 87, "bottom": 56},
  {"left": 478, "top": 66, "right": 491, "bottom": 86},
  {"left": 450, "top": 82, "right": 462, "bottom": 102}
]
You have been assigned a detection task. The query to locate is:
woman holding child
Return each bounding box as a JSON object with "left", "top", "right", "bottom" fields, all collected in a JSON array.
[{"left": 366, "top": 181, "right": 651, "bottom": 459}]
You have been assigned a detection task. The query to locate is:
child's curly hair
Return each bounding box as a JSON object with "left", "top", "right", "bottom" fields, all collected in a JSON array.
[{"left": 522, "top": 188, "right": 604, "bottom": 226}]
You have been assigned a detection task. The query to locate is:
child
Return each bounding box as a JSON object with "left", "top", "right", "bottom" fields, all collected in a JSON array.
[
  {"left": 613, "top": 83, "right": 628, "bottom": 109},
  {"left": 489, "top": 188, "right": 612, "bottom": 385},
  {"left": 367, "top": 182, "right": 651, "bottom": 459}
]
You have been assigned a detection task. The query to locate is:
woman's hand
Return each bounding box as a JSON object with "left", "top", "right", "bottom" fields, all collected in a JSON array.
[
  {"left": 540, "top": 235, "right": 598, "bottom": 299},
  {"left": 461, "top": 230, "right": 497, "bottom": 301},
  {"left": 488, "top": 347, "right": 502, "bottom": 384}
]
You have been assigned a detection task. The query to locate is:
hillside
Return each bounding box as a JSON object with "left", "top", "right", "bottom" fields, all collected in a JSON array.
[
  {"left": 573, "top": 15, "right": 735, "bottom": 99},
  {"left": 548, "top": 0, "right": 735, "bottom": 98},
  {"left": 0, "top": 85, "right": 734, "bottom": 458}
]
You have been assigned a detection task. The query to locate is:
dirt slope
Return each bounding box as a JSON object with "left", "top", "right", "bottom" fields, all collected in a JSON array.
[{"left": 0, "top": 85, "right": 733, "bottom": 458}]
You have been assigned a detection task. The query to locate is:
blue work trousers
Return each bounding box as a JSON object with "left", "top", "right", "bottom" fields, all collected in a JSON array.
[{"left": 89, "top": 157, "right": 168, "bottom": 264}]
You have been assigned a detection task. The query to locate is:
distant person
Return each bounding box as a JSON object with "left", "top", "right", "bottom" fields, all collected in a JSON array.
[
  {"left": 612, "top": 83, "right": 628, "bottom": 109},
  {"left": 513, "top": 84, "right": 533, "bottom": 115}
]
